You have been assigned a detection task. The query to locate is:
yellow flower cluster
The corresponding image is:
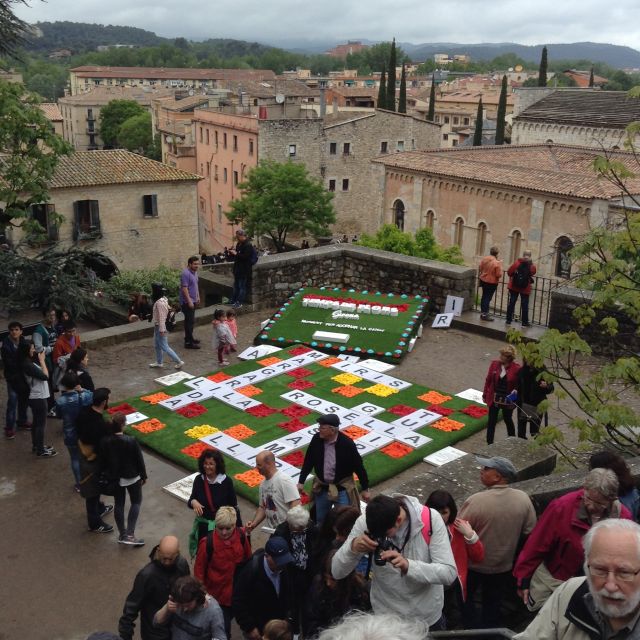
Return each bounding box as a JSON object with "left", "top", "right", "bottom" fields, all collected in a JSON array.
[
  {"left": 332, "top": 373, "right": 363, "bottom": 386},
  {"left": 184, "top": 424, "right": 220, "bottom": 439},
  {"left": 366, "top": 384, "right": 399, "bottom": 397}
]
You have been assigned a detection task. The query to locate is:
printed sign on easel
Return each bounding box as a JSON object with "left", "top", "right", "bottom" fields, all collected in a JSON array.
[{"left": 444, "top": 295, "right": 464, "bottom": 317}]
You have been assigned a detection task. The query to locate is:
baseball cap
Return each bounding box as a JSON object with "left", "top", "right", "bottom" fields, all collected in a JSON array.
[
  {"left": 265, "top": 536, "right": 294, "bottom": 567},
  {"left": 476, "top": 456, "right": 517, "bottom": 481},
  {"left": 317, "top": 413, "right": 340, "bottom": 428}
]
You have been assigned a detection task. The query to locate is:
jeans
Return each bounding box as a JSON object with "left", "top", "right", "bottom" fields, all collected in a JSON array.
[
  {"left": 506, "top": 290, "right": 530, "bottom": 325},
  {"left": 231, "top": 273, "right": 249, "bottom": 305},
  {"left": 464, "top": 570, "right": 514, "bottom": 630},
  {"left": 486, "top": 404, "right": 515, "bottom": 444},
  {"left": 479, "top": 282, "right": 498, "bottom": 315},
  {"left": 63, "top": 426, "right": 81, "bottom": 484},
  {"left": 181, "top": 303, "right": 196, "bottom": 345},
  {"left": 154, "top": 326, "right": 181, "bottom": 364},
  {"left": 314, "top": 488, "right": 350, "bottom": 524},
  {"left": 5, "top": 381, "right": 28, "bottom": 431},
  {"left": 114, "top": 480, "right": 143, "bottom": 537},
  {"left": 29, "top": 398, "right": 48, "bottom": 453}
]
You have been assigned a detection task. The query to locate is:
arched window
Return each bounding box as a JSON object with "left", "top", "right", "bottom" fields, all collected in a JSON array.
[
  {"left": 393, "top": 200, "right": 405, "bottom": 231},
  {"left": 555, "top": 236, "right": 573, "bottom": 278},
  {"left": 510, "top": 230, "right": 522, "bottom": 263},
  {"left": 476, "top": 222, "right": 487, "bottom": 256},
  {"left": 421, "top": 209, "right": 435, "bottom": 229},
  {"left": 454, "top": 216, "right": 464, "bottom": 247}
]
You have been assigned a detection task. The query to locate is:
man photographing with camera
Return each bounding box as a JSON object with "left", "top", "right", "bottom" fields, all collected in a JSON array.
[{"left": 332, "top": 493, "right": 457, "bottom": 630}]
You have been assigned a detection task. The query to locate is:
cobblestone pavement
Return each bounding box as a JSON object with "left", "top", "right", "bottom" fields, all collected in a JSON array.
[{"left": 0, "top": 308, "right": 546, "bottom": 639}]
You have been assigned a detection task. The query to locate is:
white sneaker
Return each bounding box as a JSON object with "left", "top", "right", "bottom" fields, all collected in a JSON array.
[
  {"left": 220, "top": 360, "right": 230, "bottom": 366},
  {"left": 174, "top": 360, "right": 185, "bottom": 370},
  {"left": 149, "top": 362, "right": 164, "bottom": 368}
]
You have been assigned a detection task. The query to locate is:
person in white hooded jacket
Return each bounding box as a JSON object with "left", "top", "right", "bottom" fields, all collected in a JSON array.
[{"left": 331, "top": 493, "right": 457, "bottom": 629}]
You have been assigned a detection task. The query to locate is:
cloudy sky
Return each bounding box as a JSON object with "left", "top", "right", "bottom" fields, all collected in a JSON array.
[{"left": 14, "top": 0, "right": 640, "bottom": 49}]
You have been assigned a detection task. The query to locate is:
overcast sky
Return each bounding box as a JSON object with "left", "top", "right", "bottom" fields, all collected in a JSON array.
[{"left": 14, "top": 0, "right": 640, "bottom": 49}]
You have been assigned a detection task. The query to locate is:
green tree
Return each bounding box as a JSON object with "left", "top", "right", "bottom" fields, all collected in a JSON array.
[
  {"left": 0, "top": 0, "right": 28, "bottom": 57},
  {"left": 398, "top": 63, "right": 407, "bottom": 114},
  {"left": 427, "top": 74, "right": 436, "bottom": 122},
  {"left": 226, "top": 160, "right": 336, "bottom": 253},
  {"left": 0, "top": 80, "right": 72, "bottom": 236},
  {"left": 99, "top": 99, "right": 145, "bottom": 148},
  {"left": 473, "top": 99, "right": 483, "bottom": 146},
  {"left": 386, "top": 38, "right": 397, "bottom": 112},
  {"left": 377, "top": 68, "right": 387, "bottom": 110},
  {"left": 538, "top": 46, "right": 548, "bottom": 87},
  {"left": 495, "top": 75, "right": 507, "bottom": 145},
  {"left": 117, "top": 112, "right": 154, "bottom": 156},
  {"left": 589, "top": 67, "right": 595, "bottom": 88}
]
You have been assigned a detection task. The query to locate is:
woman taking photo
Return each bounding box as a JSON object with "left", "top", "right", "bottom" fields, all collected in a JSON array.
[
  {"left": 482, "top": 345, "right": 520, "bottom": 444},
  {"left": 188, "top": 448, "right": 241, "bottom": 557},
  {"left": 67, "top": 348, "right": 95, "bottom": 392}
]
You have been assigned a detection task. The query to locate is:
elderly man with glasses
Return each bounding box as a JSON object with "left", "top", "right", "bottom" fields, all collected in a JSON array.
[
  {"left": 514, "top": 468, "right": 633, "bottom": 613},
  {"left": 515, "top": 518, "right": 640, "bottom": 640}
]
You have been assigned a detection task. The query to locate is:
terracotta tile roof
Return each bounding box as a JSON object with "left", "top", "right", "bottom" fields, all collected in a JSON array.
[
  {"left": 438, "top": 91, "right": 514, "bottom": 106},
  {"left": 50, "top": 150, "right": 201, "bottom": 189},
  {"left": 59, "top": 85, "right": 174, "bottom": 106},
  {"left": 39, "top": 102, "right": 62, "bottom": 121},
  {"left": 219, "top": 78, "right": 319, "bottom": 99},
  {"left": 70, "top": 65, "right": 275, "bottom": 82},
  {"left": 328, "top": 86, "right": 378, "bottom": 97},
  {"left": 374, "top": 144, "right": 640, "bottom": 200},
  {"left": 153, "top": 94, "right": 214, "bottom": 111},
  {"left": 514, "top": 90, "right": 640, "bottom": 129}
]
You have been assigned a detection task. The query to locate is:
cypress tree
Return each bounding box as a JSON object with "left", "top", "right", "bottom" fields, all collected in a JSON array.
[
  {"left": 538, "top": 46, "right": 548, "bottom": 87},
  {"left": 427, "top": 73, "right": 436, "bottom": 121},
  {"left": 589, "top": 67, "right": 595, "bottom": 87},
  {"left": 398, "top": 63, "right": 407, "bottom": 113},
  {"left": 386, "top": 38, "right": 397, "bottom": 111},
  {"left": 377, "top": 68, "right": 387, "bottom": 110},
  {"left": 473, "top": 99, "right": 483, "bottom": 146},
  {"left": 495, "top": 75, "right": 507, "bottom": 145}
]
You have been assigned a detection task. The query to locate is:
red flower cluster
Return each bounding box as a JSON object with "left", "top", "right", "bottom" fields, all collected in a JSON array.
[
  {"left": 460, "top": 405, "right": 489, "bottom": 418},
  {"left": 245, "top": 404, "right": 278, "bottom": 418},
  {"left": 427, "top": 404, "right": 455, "bottom": 417},
  {"left": 381, "top": 442, "right": 413, "bottom": 458},
  {"left": 285, "top": 367, "right": 313, "bottom": 378},
  {"left": 288, "top": 346, "right": 312, "bottom": 356},
  {"left": 277, "top": 418, "right": 309, "bottom": 433},
  {"left": 303, "top": 294, "right": 409, "bottom": 313},
  {"left": 207, "top": 372, "right": 232, "bottom": 383},
  {"left": 176, "top": 403, "right": 207, "bottom": 418},
  {"left": 299, "top": 490, "right": 311, "bottom": 505},
  {"left": 281, "top": 405, "right": 312, "bottom": 418},
  {"left": 181, "top": 442, "right": 214, "bottom": 459},
  {"left": 281, "top": 450, "right": 305, "bottom": 467},
  {"left": 387, "top": 404, "right": 417, "bottom": 417},
  {"left": 107, "top": 403, "right": 136, "bottom": 415},
  {"left": 287, "top": 379, "right": 316, "bottom": 390}
]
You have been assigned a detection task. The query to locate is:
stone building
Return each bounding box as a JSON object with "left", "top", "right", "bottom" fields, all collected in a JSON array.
[
  {"left": 511, "top": 90, "right": 640, "bottom": 148},
  {"left": 8, "top": 150, "right": 200, "bottom": 271},
  {"left": 191, "top": 108, "right": 440, "bottom": 253},
  {"left": 39, "top": 103, "right": 63, "bottom": 137},
  {"left": 374, "top": 144, "right": 640, "bottom": 279}
]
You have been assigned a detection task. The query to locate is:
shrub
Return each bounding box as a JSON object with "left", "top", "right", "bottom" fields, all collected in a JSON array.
[{"left": 101, "top": 265, "right": 181, "bottom": 307}]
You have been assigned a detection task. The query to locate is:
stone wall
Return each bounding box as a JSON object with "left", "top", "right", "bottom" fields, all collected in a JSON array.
[
  {"left": 248, "top": 244, "right": 476, "bottom": 311},
  {"left": 549, "top": 286, "right": 640, "bottom": 354},
  {"left": 511, "top": 120, "right": 627, "bottom": 148}
]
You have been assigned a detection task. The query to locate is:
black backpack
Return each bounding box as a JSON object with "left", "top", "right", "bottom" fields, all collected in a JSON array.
[
  {"left": 512, "top": 261, "right": 531, "bottom": 289},
  {"left": 165, "top": 309, "right": 177, "bottom": 332}
]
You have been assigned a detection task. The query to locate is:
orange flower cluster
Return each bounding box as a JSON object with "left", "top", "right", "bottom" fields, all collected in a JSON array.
[
  {"left": 431, "top": 417, "right": 465, "bottom": 432},
  {"left": 234, "top": 468, "right": 265, "bottom": 488},
  {"left": 381, "top": 442, "right": 413, "bottom": 458},
  {"left": 140, "top": 392, "right": 171, "bottom": 404},
  {"left": 181, "top": 442, "right": 214, "bottom": 459},
  {"left": 418, "top": 391, "right": 452, "bottom": 405},
  {"left": 224, "top": 423, "right": 256, "bottom": 440},
  {"left": 257, "top": 356, "right": 283, "bottom": 366},
  {"left": 132, "top": 418, "right": 166, "bottom": 434},
  {"left": 237, "top": 385, "right": 263, "bottom": 397},
  {"left": 317, "top": 356, "right": 342, "bottom": 367},
  {"left": 332, "top": 385, "right": 365, "bottom": 398},
  {"left": 342, "top": 425, "right": 370, "bottom": 440},
  {"left": 207, "top": 372, "right": 232, "bottom": 382}
]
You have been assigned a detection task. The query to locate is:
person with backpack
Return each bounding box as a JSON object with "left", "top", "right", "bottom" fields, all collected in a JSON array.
[
  {"left": 194, "top": 506, "right": 252, "bottom": 639},
  {"left": 506, "top": 250, "right": 537, "bottom": 327},
  {"left": 331, "top": 493, "right": 457, "bottom": 631},
  {"left": 149, "top": 283, "right": 184, "bottom": 370},
  {"left": 228, "top": 229, "right": 256, "bottom": 310}
]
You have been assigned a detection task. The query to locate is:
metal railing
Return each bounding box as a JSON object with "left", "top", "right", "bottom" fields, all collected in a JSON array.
[{"left": 473, "top": 270, "right": 565, "bottom": 327}]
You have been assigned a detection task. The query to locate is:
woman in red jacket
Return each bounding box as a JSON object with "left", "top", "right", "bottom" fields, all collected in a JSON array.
[
  {"left": 483, "top": 345, "right": 521, "bottom": 444},
  {"left": 194, "top": 505, "right": 252, "bottom": 639},
  {"left": 426, "top": 490, "right": 484, "bottom": 630}
]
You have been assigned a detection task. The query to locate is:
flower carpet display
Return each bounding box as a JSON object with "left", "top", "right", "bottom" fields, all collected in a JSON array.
[
  {"left": 255, "top": 287, "right": 429, "bottom": 362},
  {"left": 119, "top": 346, "right": 488, "bottom": 504}
]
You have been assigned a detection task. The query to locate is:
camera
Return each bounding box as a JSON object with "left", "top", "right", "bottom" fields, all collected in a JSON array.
[{"left": 369, "top": 534, "right": 394, "bottom": 566}]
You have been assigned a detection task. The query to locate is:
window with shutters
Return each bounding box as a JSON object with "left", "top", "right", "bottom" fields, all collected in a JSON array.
[
  {"left": 143, "top": 194, "right": 158, "bottom": 218},
  {"left": 73, "top": 200, "right": 101, "bottom": 240},
  {"left": 29, "top": 203, "right": 59, "bottom": 242}
]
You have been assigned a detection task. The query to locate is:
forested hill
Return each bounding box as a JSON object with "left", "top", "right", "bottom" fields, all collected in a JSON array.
[{"left": 27, "top": 21, "right": 167, "bottom": 53}]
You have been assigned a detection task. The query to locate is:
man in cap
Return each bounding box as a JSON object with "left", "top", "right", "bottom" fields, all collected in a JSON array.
[
  {"left": 232, "top": 536, "right": 295, "bottom": 639},
  {"left": 298, "top": 413, "right": 371, "bottom": 523},
  {"left": 515, "top": 519, "right": 640, "bottom": 640},
  {"left": 229, "top": 229, "right": 255, "bottom": 309},
  {"left": 458, "top": 456, "right": 537, "bottom": 629}
]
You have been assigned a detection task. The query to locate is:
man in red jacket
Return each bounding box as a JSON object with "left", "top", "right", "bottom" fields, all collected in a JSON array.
[{"left": 506, "top": 250, "right": 537, "bottom": 327}]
